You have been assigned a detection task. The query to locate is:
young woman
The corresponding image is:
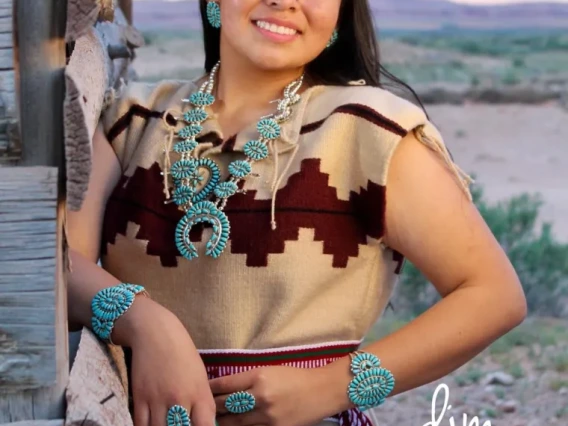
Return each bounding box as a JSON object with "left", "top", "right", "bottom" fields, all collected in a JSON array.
[{"left": 66, "top": 1, "right": 527, "bottom": 426}]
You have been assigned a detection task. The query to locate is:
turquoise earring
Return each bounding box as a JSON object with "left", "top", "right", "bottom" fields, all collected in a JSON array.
[
  {"left": 327, "top": 29, "right": 338, "bottom": 48},
  {"left": 207, "top": 1, "right": 221, "bottom": 29}
]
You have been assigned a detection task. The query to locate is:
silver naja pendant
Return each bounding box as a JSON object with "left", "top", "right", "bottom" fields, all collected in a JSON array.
[{"left": 174, "top": 201, "right": 231, "bottom": 260}]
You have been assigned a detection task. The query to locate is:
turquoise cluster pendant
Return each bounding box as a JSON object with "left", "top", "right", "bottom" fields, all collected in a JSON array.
[{"left": 167, "top": 61, "right": 304, "bottom": 261}]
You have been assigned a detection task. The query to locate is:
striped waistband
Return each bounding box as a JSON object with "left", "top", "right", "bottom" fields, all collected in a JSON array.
[
  {"left": 199, "top": 340, "right": 360, "bottom": 369},
  {"left": 199, "top": 341, "right": 373, "bottom": 426}
]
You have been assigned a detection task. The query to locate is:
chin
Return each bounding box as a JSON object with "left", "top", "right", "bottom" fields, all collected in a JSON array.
[{"left": 246, "top": 50, "right": 305, "bottom": 72}]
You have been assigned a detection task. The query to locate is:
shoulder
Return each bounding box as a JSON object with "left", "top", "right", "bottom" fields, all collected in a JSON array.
[
  {"left": 100, "top": 78, "right": 199, "bottom": 141},
  {"left": 104, "top": 79, "right": 198, "bottom": 116},
  {"left": 304, "top": 84, "right": 429, "bottom": 138}
]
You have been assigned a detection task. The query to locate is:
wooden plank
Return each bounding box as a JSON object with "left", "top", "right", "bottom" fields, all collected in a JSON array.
[
  {"left": 118, "top": 0, "right": 132, "bottom": 24},
  {"left": 0, "top": 325, "right": 55, "bottom": 347},
  {"left": 64, "top": 27, "right": 109, "bottom": 211},
  {"left": 0, "top": 348, "right": 57, "bottom": 390},
  {"left": 0, "top": 32, "right": 11, "bottom": 48},
  {"left": 11, "top": 1, "right": 69, "bottom": 413},
  {"left": 0, "top": 167, "right": 58, "bottom": 198},
  {"left": 65, "top": 329, "right": 132, "bottom": 426},
  {"left": 0, "top": 69, "right": 15, "bottom": 93},
  {"left": 16, "top": 0, "right": 66, "bottom": 168},
  {"left": 66, "top": 0, "right": 104, "bottom": 42},
  {"left": 0, "top": 308, "right": 57, "bottom": 325},
  {"left": 0, "top": 44, "right": 12, "bottom": 68},
  {"left": 0, "top": 169, "right": 59, "bottom": 400},
  {"left": 0, "top": 1, "right": 17, "bottom": 163},
  {"left": 11, "top": 31, "right": 70, "bottom": 426},
  {"left": 0, "top": 15, "right": 11, "bottom": 33},
  {"left": 64, "top": 3, "right": 142, "bottom": 210},
  {"left": 0, "top": 421, "right": 63, "bottom": 426},
  {"left": 0, "top": 292, "right": 56, "bottom": 309}
]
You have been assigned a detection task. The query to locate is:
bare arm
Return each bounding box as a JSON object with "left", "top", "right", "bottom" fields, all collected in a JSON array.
[
  {"left": 65, "top": 122, "right": 216, "bottom": 426},
  {"left": 65, "top": 123, "right": 170, "bottom": 344},
  {"left": 319, "top": 131, "right": 527, "bottom": 409}
]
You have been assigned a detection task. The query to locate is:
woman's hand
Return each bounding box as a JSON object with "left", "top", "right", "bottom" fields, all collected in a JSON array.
[
  {"left": 210, "top": 366, "right": 339, "bottom": 426},
  {"left": 122, "top": 297, "right": 216, "bottom": 426}
]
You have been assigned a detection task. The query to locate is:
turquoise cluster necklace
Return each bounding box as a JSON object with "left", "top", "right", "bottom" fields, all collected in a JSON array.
[{"left": 164, "top": 61, "right": 304, "bottom": 261}]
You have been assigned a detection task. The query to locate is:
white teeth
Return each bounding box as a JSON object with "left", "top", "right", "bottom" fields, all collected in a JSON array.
[{"left": 255, "top": 20, "right": 297, "bottom": 36}]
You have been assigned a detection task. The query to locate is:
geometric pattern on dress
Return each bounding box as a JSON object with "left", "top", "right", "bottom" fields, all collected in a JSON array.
[{"left": 101, "top": 158, "right": 389, "bottom": 269}]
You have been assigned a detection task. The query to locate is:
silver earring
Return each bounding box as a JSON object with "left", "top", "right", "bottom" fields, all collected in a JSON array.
[
  {"left": 326, "top": 29, "right": 338, "bottom": 48},
  {"left": 207, "top": 1, "right": 221, "bottom": 28}
]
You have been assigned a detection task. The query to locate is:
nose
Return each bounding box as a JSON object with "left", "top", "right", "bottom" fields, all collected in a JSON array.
[{"left": 265, "top": 0, "right": 298, "bottom": 11}]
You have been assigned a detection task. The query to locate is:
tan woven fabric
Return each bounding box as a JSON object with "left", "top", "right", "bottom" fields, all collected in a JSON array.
[{"left": 99, "top": 78, "right": 472, "bottom": 351}]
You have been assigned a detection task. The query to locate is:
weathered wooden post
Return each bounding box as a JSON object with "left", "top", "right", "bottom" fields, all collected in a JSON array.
[
  {"left": 0, "top": 0, "right": 68, "bottom": 424},
  {"left": 1, "top": 0, "right": 142, "bottom": 424}
]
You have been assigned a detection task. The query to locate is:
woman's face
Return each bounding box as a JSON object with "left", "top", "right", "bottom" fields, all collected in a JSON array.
[{"left": 217, "top": 0, "right": 341, "bottom": 71}]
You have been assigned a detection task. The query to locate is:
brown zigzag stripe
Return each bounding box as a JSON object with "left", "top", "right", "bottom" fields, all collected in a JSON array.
[
  {"left": 106, "top": 105, "right": 233, "bottom": 148},
  {"left": 300, "top": 103, "right": 408, "bottom": 137},
  {"left": 107, "top": 102, "right": 407, "bottom": 144},
  {"left": 101, "top": 159, "right": 399, "bottom": 269},
  {"left": 106, "top": 105, "right": 177, "bottom": 142}
]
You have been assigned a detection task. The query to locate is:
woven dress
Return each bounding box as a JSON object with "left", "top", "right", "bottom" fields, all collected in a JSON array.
[{"left": 99, "top": 78, "right": 472, "bottom": 425}]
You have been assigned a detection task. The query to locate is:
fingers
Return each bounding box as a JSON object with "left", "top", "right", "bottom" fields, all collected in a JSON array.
[
  {"left": 214, "top": 394, "right": 230, "bottom": 416},
  {"left": 209, "top": 372, "right": 255, "bottom": 396},
  {"left": 134, "top": 403, "right": 150, "bottom": 426},
  {"left": 191, "top": 401, "right": 217, "bottom": 426},
  {"left": 150, "top": 403, "right": 167, "bottom": 426}
]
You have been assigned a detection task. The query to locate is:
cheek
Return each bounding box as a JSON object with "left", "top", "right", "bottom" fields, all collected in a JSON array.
[
  {"left": 304, "top": 4, "right": 340, "bottom": 44},
  {"left": 220, "top": 0, "right": 252, "bottom": 29}
]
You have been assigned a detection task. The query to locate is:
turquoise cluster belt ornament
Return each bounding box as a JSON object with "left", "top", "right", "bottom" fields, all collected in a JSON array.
[
  {"left": 167, "top": 405, "right": 191, "bottom": 426},
  {"left": 347, "top": 351, "right": 395, "bottom": 411},
  {"left": 165, "top": 61, "right": 304, "bottom": 261},
  {"left": 225, "top": 391, "right": 256, "bottom": 414}
]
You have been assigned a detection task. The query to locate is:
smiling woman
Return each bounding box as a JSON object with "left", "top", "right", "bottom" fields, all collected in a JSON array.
[{"left": 66, "top": 1, "right": 527, "bottom": 426}]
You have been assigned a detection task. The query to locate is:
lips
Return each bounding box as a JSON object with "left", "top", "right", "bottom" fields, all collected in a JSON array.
[{"left": 255, "top": 20, "right": 299, "bottom": 36}]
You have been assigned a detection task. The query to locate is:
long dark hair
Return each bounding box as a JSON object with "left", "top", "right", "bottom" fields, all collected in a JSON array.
[{"left": 199, "top": 0, "right": 425, "bottom": 110}]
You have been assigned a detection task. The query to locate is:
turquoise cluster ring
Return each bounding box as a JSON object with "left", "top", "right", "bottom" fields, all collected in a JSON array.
[
  {"left": 167, "top": 405, "right": 191, "bottom": 426},
  {"left": 225, "top": 391, "right": 256, "bottom": 414}
]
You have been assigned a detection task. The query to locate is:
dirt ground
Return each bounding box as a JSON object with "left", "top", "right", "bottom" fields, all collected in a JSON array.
[{"left": 426, "top": 102, "right": 568, "bottom": 242}]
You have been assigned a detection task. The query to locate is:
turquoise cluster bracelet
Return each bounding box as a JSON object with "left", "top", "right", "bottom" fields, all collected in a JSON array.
[
  {"left": 347, "top": 351, "right": 395, "bottom": 411},
  {"left": 91, "top": 283, "right": 148, "bottom": 344}
]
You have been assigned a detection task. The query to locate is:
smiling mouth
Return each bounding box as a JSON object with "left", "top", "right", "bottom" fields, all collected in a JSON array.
[{"left": 253, "top": 20, "right": 300, "bottom": 36}]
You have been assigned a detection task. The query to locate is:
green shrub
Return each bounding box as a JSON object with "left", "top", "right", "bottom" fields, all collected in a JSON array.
[
  {"left": 501, "top": 69, "right": 521, "bottom": 85},
  {"left": 508, "top": 362, "right": 525, "bottom": 379},
  {"left": 513, "top": 57, "right": 526, "bottom": 68},
  {"left": 394, "top": 183, "right": 568, "bottom": 317}
]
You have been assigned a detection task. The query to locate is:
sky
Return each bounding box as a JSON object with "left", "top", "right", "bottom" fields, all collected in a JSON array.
[{"left": 450, "top": 0, "right": 568, "bottom": 4}]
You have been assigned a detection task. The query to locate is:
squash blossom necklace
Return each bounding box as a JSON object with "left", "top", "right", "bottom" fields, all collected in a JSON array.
[{"left": 164, "top": 61, "right": 305, "bottom": 261}]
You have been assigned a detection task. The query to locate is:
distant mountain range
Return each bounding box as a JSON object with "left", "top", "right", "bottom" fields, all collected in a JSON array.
[{"left": 133, "top": 0, "right": 568, "bottom": 30}]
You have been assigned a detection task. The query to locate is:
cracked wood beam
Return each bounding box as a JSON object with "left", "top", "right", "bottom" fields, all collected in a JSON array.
[
  {"left": 64, "top": 3, "right": 143, "bottom": 210},
  {"left": 64, "top": 329, "right": 132, "bottom": 426}
]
